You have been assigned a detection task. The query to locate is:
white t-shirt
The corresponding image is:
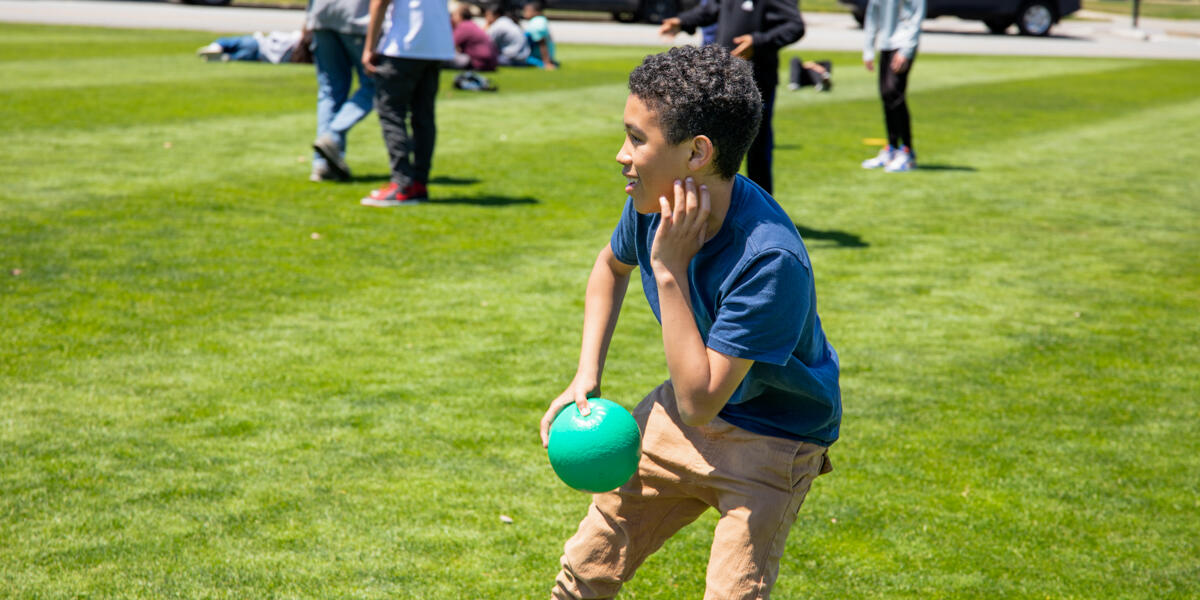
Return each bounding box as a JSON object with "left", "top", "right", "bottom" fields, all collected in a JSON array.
[
  {"left": 378, "top": 0, "right": 455, "bottom": 61},
  {"left": 253, "top": 30, "right": 303, "bottom": 64}
]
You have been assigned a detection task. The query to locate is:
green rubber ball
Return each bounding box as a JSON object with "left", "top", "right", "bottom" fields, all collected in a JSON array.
[{"left": 547, "top": 398, "right": 642, "bottom": 493}]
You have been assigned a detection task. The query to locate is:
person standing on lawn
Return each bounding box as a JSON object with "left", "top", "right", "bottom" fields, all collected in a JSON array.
[
  {"left": 659, "top": 0, "right": 806, "bottom": 195},
  {"left": 541, "top": 45, "right": 839, "bottom": 600},
  {"left": 360, "top": 0, "right": 454, "bottom": 206},
  {"left": 308, "top": 0, "right": 376, "bottom": 182},
  {"left": 859, "top": 0, "right": 924, "bottom": 172}
]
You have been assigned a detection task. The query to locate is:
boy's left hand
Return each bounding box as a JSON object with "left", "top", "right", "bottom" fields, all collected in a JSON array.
[{"left": 651, "top": 178, "right": 710, "bottom": 275}]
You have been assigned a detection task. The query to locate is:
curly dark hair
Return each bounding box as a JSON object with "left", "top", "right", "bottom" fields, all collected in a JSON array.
[{"left": 628, "top": 45, "right": 762, "bottom": 180}]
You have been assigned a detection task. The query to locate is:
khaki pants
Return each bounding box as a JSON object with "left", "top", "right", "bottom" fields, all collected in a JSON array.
[{"left": 552, "top": 382, "right": 832, "bottom": 600}]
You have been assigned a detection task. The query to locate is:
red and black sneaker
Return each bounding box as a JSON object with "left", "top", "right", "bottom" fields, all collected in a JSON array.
[{"left": 361, "top": 181, "right": 428, "bottom": 207}]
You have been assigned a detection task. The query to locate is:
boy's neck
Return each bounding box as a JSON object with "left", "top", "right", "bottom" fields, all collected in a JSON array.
[{"left": 699, "top": 175, "right": 735, "bottom": 242}]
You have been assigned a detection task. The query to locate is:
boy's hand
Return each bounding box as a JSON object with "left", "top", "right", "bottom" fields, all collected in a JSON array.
[
  {"left": 731, "top": 35, "right": 755, "bottom": 60},
  {"left": 362, "top": 48, "right": 380, "bottom": 76},
  {"left": 651, "top": 178, "right": 711, "bottom": 275},
  {"left": 540, "top": 377, "right": 598, "bottom": 448},
  {"left": 659, "top": 17, "right": 682, "bottom": 38},
  {"left": 890, "top": 52, "right": 910, "bottom": 73}
]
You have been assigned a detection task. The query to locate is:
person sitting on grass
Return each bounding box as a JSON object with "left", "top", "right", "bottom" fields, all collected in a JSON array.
[
  {"left": 484, "top": 2, "right": 531, "bottom": 67},
  {"left": 521, "top": 0, "right": 558, "bottom": 70},
  {"left": 448, "top": 2, "right": 499, "bottom": 72},
  {"left": 788, "top": 56, "right": 833, "bottom": 92},
  {"left": 540, "top": 44, "right": 840, "bottom": 600}
]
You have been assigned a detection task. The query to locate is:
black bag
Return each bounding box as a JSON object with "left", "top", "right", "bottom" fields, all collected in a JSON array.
[{"left": 452, "top": 71, "right": 498, "bottom": 92}]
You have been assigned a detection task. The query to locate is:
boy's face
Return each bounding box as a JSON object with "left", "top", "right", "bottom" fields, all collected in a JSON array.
[{"left": 617, "top": 95, "right": 692, "bottom": 214}]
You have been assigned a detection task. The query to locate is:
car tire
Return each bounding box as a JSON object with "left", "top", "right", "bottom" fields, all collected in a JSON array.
[
  {"left": 638, "top": 0, "right": 678, "bottom": 23},
  {"left": 852, "top": 9, "right": 865, "bottom": 28},
  {"left": 1016, "top": 1, "right": 1054, "bottom": 36},
  {"left": 984, "top": 18, "right": 1010, "bottom": 34}
]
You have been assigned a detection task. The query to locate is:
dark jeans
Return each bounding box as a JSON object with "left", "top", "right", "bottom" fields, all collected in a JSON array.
[
  {"left": 747, "top": 61, "right": 778, "bottom": 195},
  {"left": 878, "top": 48, "right": 915, "bottom": 153},
  {"left": 373, "top": 56, "right": 441, "bottom": 186}
]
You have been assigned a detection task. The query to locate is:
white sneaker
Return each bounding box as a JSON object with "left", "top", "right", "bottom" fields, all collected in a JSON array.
[
  {"left": 312, "top": 134, "right": 351, "bottom": 181},
  {"left": 196, "top": 43, "right": 223, "bottom": 61},
  {"left": 861, "top": 145, "right": 894, "bottom": 169},
  {"left": 884, "top": 147, "right": 915, "bottom": 172}
]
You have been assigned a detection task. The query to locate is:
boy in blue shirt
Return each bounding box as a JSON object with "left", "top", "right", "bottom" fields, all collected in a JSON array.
[
  {"left": 539, "top": 45, "right": 840, "bottom": 599},
  {"left": 522, "top": 1, "right": 558, "bottom": 69}
]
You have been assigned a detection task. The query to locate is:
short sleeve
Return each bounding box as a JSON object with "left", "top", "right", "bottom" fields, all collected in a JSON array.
[
  {"left": 609, "top": 198, "right": 639, "bottom": 267},
  {"left": 705, "top": 250, "right": 808, "bottom": 366},
  {"left": 527, "top": 16, "right": 548, "bottom": 42}
]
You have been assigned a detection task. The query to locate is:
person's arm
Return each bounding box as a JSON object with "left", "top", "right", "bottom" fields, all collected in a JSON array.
[
  {"left": 651, "top": 179, "right": 754, "bottom": 427},
  {"left": 362, "top": 0, "right": 391, "bottom": 75},
  {"left": 539, "top": 245, "right": 634, "bottom": 446},
  {"left": 660, "top": 0, "right": 720, "bottom": 37},
  {"left": 863, "top": 0, "right": 879, "bottom": 70},
  {"left": 891, "top": 0, "right": 924, "bottom": 71},
  {"left": 749, "top": 0, "right": 805, "bottom": 53},
  {"left": 539, "top": 38, "right": 556, "bottom": 69}
]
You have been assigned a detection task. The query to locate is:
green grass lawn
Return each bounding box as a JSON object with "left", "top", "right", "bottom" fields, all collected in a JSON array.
[{"left": 2, "top": 23, "right": 1198, "bottom": 599}]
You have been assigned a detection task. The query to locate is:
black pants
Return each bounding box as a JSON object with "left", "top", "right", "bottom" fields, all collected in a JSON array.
[
  {"left": 747, "top": 61, "right": 777, "bottom": 195},
  {"left": 373, "top": 56, "right": 441, "bottom": 186},
  {"left": 877, "top": 48, "right": 915, "bottom": 153}
]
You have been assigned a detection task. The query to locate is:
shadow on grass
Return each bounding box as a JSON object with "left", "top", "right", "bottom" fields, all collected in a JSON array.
[
  {"left": 918, "top": 163, "right": 977, "bottom": 172},
  {"left": 431, "top": 176, "right": 482, "bottom": 185},
  {"left": 346, "top": 174, "right": 482, "bottom": 185},
  {"left": 425, "top": 195, "right": 539, "bottom": 207},
  {"left": 794, "top": 223, "right": 869, "bottom": 249}
]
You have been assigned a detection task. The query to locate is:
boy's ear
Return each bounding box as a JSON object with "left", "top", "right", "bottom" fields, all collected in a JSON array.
[{"left": 687, "top": 135, "right": 715, "bottom": 174}]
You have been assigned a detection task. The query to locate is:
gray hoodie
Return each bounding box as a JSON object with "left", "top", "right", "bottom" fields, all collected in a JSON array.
[
  {"left": 306, "top": 0, "right": 370, "bottom": 35},
  {"left": 863, "top": 0, "right": 925, "bottom": 60}
]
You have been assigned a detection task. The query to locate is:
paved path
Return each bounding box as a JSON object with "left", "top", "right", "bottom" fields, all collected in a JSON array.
[{"left": 2, "top": 0, "right": 1198, "bottom": 59}]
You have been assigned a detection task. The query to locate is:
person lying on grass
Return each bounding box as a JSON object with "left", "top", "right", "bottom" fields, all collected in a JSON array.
[{"left": 539, "top": 44, "right": 841, "bottom": 600}]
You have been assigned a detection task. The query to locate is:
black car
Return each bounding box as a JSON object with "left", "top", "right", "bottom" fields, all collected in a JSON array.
[
  {"left": 839, "top": 0, "right": 1081, "bottom": 36},
  {"left": 544, "top": 0, "right": 700, "bottom": 22}
]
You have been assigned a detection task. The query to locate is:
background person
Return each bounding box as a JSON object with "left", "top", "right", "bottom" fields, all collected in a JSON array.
[
  {"left": 196, "top": 31, "right": 304, "bottom": 64},
  {"left": 360, "top": 0, "right": 454, "bottom": 206},
  {"left": 307, "top": 0, "right": 376, "bottom": 182},
  {"left": 541, "top": 45, "right": 839, "bottom": 600},
  {"left": 788, "top": 56, "right": 832, "bottom": 92},
  {"left": 659, "top": 0, "right": 806, "bottom": 195},
  {"left": 860, "top": 0, "right": 924, "bottom": 172},
  {"left": 522, "top": 1, "right": 558, "bottom": 70},
  {"left": 484, "top": 2, "right": 531, "bottom": 67},
  {"left": 448, "top": 2, "right": 499, "bottom": 71}
]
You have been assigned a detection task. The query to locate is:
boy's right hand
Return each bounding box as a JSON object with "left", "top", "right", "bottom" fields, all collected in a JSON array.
[
  {"left": 362, "top": 48, "right": 380, "bottom": 76},
  {"left": 540, "top": 378, "right": 598, "bottom": 448},
  {"left": 659, "top": 17, "right": 682, "bottom": 38}
]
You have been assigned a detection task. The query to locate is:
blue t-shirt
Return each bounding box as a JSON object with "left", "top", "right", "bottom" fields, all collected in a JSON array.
[
  {"left": 524, "top": 15, "right": 555, "bottom": 61},
  {"left": 610, "top": 175, "right": 841, "bottom": 445}
]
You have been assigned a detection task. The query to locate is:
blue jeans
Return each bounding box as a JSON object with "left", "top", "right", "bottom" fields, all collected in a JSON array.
[
  {"left": 216, "top": 35, "right": 260, "bottom": 62},
  {"left": 312, "top": 30, "right": 375, "bottom": 170}
]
